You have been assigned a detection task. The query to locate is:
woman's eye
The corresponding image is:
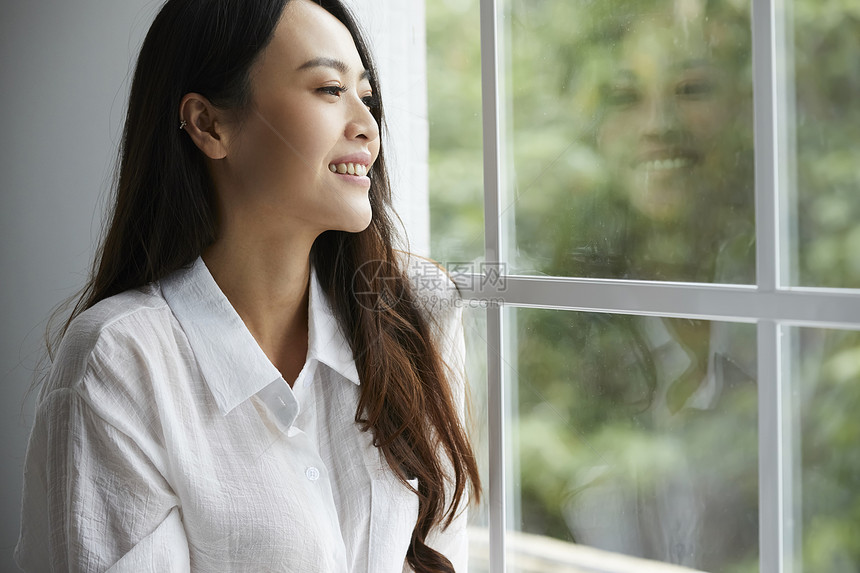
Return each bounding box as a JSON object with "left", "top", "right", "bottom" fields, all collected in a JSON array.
[
  {"left": 676, "top": 79, "right": 716, "bottom": 99},
  {"left": 318, "top": 85, "right": 348, "bottom": 97},
  {"left": 604, "top": 85, "right": 640, "bottom": 108},
  {"left": 361, "top": 94, "right": 377, "bottom": 109}
]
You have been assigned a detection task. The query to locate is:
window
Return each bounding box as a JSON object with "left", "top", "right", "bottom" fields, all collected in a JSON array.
[{"left": 427, "top": 0, "right": 860, "bottom": 571}]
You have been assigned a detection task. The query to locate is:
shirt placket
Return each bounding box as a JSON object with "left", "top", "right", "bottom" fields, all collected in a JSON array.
[{"left": 255, "top": 374, "right": 348, "bottom": 568}]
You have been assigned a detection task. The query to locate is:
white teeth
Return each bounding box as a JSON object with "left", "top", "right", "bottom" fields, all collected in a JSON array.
[
  {"left": 641, "top": 157, "right": 692, "bottom": 171},
  {"left": 329, "top": 162, "right": 369, "bottom": 176}
]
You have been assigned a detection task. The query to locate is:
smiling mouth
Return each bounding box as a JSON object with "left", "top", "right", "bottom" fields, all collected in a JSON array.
[
  {"left": 328, "top": 162, "right": 369, "bottom": 177},
  {"left": 637, "top": 157, "right": 695, "bottom": 171}
]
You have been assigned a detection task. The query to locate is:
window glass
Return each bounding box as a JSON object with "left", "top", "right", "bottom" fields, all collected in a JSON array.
[
  {"left": 792, "top": 327, "right": 860, "bottom": 571},
  {"left": 507, "top": 308, "right": 759, "bottom": 571},
  {"left": 507, "top": 0, "right": 755, "bottom": 283},
  {"left": 426, "top": 1, "right": 860, "bottom": 571},
  {"left": 791, "top": 2, "right": 860, "bottom": 288},
  {"left": 462, "top": 307, "right": 491, "bottom": 571},
  {"left": 427, "top": 0, "right": 485, "bottom": 265}
]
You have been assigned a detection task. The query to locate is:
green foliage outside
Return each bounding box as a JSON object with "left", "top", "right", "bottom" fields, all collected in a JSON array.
[
  {"left": 427, "top": 0, "right": 484, "bottom": 262},
  {"left": 427, "top": 0, "right": 860, "bottom": 571}
]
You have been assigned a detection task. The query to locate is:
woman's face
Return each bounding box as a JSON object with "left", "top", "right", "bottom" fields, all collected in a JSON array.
[
  {"left": 597, "top": 3, "right": 737, "bottom": 221},
  {"left": 216, "top": 0, "right": 380, "bottom": 238}
]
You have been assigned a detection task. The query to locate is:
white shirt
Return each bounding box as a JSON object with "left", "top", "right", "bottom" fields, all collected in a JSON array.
[{"left": 16, "top": 255, "right": 468, "bottom": 572}]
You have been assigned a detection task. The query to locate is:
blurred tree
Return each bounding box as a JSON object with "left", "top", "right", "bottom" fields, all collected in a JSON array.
[{"left": 426, "top": 0, "right": 484, "bottom": 263}]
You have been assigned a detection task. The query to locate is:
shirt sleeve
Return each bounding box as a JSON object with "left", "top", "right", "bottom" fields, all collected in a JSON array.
[{"left": 15, "top": 381, "right": 190, "bottom": 572}]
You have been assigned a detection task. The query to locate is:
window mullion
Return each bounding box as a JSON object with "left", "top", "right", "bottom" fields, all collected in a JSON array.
[
  {"left": 457, "top": 276, "right": 860, "bottom": 328},
  {"left": 479, "top": 0, "right": 506, "bottom": 570},
  {"left": 758, "top": 321, "right": 793, "bottom": 573},
  {"left": 753, "top": 0, "right": 780, "bottom": 293},
  {"left": 752, "top": 0, "right": 792, "bottom": 570}
]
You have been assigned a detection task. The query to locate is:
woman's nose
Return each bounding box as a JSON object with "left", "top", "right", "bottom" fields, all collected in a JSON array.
[
  {"left": 346, "top": 98, "right": 379, "bottom": 142},
  {"left": 641, "top": 92, "right": 681, "bottom": 138}
]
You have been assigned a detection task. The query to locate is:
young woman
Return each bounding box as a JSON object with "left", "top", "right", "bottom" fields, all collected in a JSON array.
[{"left": 15, "top": 1, "right": 481, "bottom": 571}]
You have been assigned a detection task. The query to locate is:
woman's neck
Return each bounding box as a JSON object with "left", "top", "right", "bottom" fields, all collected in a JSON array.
[{"left": 202, "top": 233, "right": 315, "bottom": 385}]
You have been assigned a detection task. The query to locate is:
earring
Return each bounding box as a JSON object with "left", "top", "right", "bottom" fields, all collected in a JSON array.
[{"left": 179, "top": 120, "right": 187, "bottom": 130}]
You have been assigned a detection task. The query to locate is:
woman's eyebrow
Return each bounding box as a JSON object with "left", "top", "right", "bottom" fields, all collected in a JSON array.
[
  {"left": 297, "top": 57, "right": 371, "bottom": 81},
  {"left": 678, "top": 58, "right": 712, "bottom": 70},
  {"left": 609, "top": 69, "right": 637, "bottom": 81}
]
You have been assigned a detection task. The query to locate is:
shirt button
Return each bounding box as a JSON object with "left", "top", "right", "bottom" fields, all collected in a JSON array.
[{"left": 305, "top": 466, "right": 320, "bottom": 481}]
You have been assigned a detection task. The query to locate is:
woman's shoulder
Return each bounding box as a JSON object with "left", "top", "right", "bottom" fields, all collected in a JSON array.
[
  {"left": 397, "top": 250, "right": 462, "bottom": 319},
  {"left": 63, "top": 283, "right": 170, "bottom": 354},
  {"left": 44, "top": 283, "right": 173, "bottom": 396}
]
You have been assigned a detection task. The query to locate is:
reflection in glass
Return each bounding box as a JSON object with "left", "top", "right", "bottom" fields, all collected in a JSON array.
[
  {"left": 510, "top": 0, "right": 755, "bottom": 283},
  {"left": 793, "top": 328, "right": 860, "bottom": 572},
  {"left": 792, "top": 3, "right": 860, "bottom": 288},
  {"left": 509, "top": 309, "right": 758, "bottom": 572}
]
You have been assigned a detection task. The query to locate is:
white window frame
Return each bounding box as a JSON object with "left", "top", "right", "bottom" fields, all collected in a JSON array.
[{"left": 450, "top": 0, "right": 860, "bottom": 571}]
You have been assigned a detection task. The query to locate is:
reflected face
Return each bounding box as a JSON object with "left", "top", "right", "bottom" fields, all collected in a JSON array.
[
  {"left": 597, "top": 5, "right": 736, "bottom": 221},
  {"left": 219, "top": 0, "right": 380, "bottom": 237}
]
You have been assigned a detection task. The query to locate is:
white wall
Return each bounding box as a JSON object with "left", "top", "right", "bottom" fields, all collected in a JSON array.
[
  {"left": 1, "top": 2, "right": 157, "bottom": 569},
  {"left": 0, "top": 1, "right": 426, "bottom": 569},
  {"left": 343, "top": 0, "right": 430, "bottom": 256}
]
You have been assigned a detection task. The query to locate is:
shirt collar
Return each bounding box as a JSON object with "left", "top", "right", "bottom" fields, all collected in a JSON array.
[
  {"left": 160, "top": 257, "right": 359, "bottom": 416},
  {"left": 306, "top": 263, "right": 361, "bottom": 388}
]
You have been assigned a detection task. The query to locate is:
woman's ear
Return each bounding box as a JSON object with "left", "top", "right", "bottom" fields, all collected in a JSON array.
[{"left": 178, "top": 92, "right": 234, "bottom": 159}]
